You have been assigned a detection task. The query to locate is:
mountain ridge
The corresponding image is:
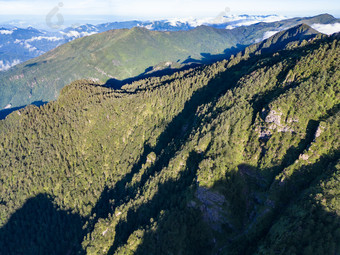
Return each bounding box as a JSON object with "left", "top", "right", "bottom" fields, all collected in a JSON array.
[
  {"left": 0, "top": 23, "right": 324, "bottom": 111},
  {"left": 0, "top": 13, "right": 338, "bottom": 72},
  {"left": 0, "top": 29, "right": 339, "bottom": 254}
]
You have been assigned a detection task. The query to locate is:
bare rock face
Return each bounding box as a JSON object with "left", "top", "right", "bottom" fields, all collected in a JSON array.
[
  {"left": 314, "top": 124, "right": 324, "bottom": 139},
  {"left": 299, "top": 153, "right": 310, "bottom": 161},
  {"left": 257, "top": 108, "right": 296, "bottom": 139},
  {"left": 146, "top": 152, "right": 157, "bottom": 164},
  {"left": 265, "top": 110, "right": 282, "bottom": 126}
]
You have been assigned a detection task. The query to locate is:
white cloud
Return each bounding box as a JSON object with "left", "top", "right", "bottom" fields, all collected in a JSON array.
[
  {"left": 24, "top": 42, "right": 38, "bottom": 52},
  {"left": 0, "top": 29, "right": 13, "bottom": 34},
  {"left": 137, "top": 23, "right": 154, "bottom": 30},
  {"left": 311, "top": 23, "right": 340, "bottom": 35},
  {"left": 262, "top": 30, "right": 281, "bottom": 40},
  {"left": 166, "top": 17, "right": 206, "bottom": 27},
  {"left": 219, "top": 14, "right": 286, "bottom": 26},
  {"left": 4, "top": 104, "right": 12, "bottom": 109},
  {"left": 0, "top": 59, "right": 21, "bottom": 71},
  {"left": 166, "top": 14, "right": 286, "bottom": 29},
  {"left": 61, "top": 30, "right": 81, "bottom": 38},
  {"left": 26, "top": 36, "right": 63, "bottom": 42},
  {"left": 60, "top": 30, "right": 97, "bottom": 38}
]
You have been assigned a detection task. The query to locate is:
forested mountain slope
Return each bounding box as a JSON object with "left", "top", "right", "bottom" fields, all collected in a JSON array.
[
  {"left": 0, "top": 13, "right": 336, "bottom": 74},
  {"left": 0, "top": 25, "right": 242, "bottom": 110},
  {"left": 0, "top": 17, "right": 326, "bottom": 111},
  {"left": 0, "top": 26, "right": 339, "bottom": 255}
]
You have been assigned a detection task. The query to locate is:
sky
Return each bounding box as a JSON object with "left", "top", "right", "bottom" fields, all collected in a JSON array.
[{"left": 0, "top": 0, "right": 339, "bottom": 23}]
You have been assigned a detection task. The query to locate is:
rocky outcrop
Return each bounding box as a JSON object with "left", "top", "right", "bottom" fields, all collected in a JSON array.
[
  {"left": 265, "top": 109, "right": 282, "bottom": 126},
  {"left": 265, "top": 109, "right": 295, "bottom": 132},
  {"left": 257, "top": 108, "right": 296, "bottom": 139},
  {"left": 314, "top": 124, "right": 324, "bottom": 139}
]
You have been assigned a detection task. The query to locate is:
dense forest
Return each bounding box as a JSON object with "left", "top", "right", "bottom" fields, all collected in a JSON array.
[
  {"left": 0, "top": 25, "right": 339, "bottom": 254},
  {"left": 1, "top": 14, "right": 335, "bottom": 110}
]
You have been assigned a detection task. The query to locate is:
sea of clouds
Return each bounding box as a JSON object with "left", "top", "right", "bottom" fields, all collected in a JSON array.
[{"left": 311, "top": 23, "right": 340, "bottom": 35}]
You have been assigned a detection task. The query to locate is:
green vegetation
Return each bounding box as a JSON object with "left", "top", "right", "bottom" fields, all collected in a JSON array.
[
  {"left": 0, "top": 26, "right": 240, "bottom": 110},
  {"left": 1, "top": 14, "right": 333, "bottom": 110},
  {"left": 0, "top": 25, "right": 339, "bottom": 254}
]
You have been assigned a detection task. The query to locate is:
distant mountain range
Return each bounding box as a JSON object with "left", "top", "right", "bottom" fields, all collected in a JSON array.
[
  {"left": 0, "top": 13, "right": 339, "bottom": 72},
  {"left": 0, "top": 14, "right": 337, "bottom": 111}
]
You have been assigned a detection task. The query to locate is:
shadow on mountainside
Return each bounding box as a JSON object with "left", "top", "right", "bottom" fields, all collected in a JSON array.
[
  {"left": 88, "top": 38, "right": 327, "bottom": 252},
  {"left": 0, "top": 39, "right": 257, "bottom": 255},
  {"left": 0, "top": 194, "right": 85, "bottom": 255},
  {"left": 0, "top": 36, "right": 334, "bottom": 254},
  {"left": 107, "top": 151, "right": 213, "bottom": 255},
  {"left": 104, "top": 44, "right": 248, "bottom": 89},
  {"left": 104, "top": 63, "right": 201, "bottom": 89},
  {"left": 0, "top": 101, "right": 47, "bottom": 120},
  {"left": 182, "top": 44, "right": 248, "bottom": 65},
  {"left": 210, "top": 145, "right": 340, "bottom": 255},
  {"left": 87, "top": 44, "right": 271, "bottom": 234},
  {"left": 1, "top": 151, "right": 337, "bottom": 255}
]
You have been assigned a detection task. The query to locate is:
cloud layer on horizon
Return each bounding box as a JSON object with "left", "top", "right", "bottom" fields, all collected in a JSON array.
[{"left": 312, "top": 23, "right": 340, "bottom": 35}]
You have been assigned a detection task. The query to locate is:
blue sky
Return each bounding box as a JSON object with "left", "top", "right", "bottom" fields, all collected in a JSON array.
[{"left": 0, "top": 0, "right": 339, "bottom": 19}]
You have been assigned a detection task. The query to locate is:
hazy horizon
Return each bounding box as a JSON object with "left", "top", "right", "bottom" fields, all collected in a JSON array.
[
  {"left": 0, "top": 13, "right": 339, "bottom": 31},
  {"left": 0, "top": 0, "right": 339, "bottom": 30}
]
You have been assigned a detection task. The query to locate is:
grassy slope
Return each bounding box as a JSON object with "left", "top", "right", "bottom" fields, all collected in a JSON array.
[{"left": 0, "top": 26, "right": 237, "bottom": 109}]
